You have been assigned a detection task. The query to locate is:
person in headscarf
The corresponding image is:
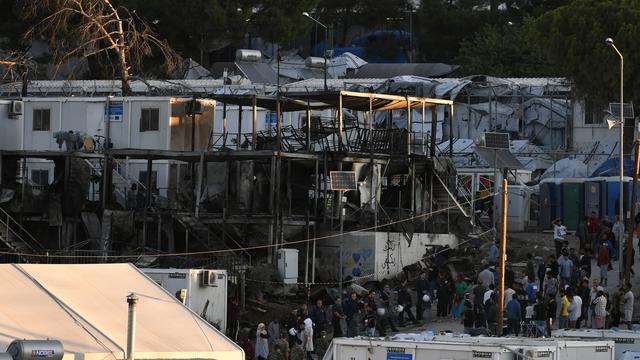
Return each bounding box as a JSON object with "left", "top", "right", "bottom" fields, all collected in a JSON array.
[
  {"left": 302, "top": 318, "right": 314, "bottom": 360},
  {"left": 255, "top": 323, "right": 269, "bottom": 360}
]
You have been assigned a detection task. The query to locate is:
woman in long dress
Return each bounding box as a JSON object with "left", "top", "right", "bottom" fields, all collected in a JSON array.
[{"left": 255, "top": 323, "right": 269, "bottom": 360}]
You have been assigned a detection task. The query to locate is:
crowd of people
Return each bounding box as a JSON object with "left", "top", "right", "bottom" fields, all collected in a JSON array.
[{"left": 234, "top": 212, "right": 638, "bottom": 359}]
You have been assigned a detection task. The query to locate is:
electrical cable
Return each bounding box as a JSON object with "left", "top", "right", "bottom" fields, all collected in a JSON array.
[{"left": 0, "top": 192, "right": 497, "bottom": 259}]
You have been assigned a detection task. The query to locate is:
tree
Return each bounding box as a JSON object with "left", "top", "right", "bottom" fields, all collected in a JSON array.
[
  {"left": 250, "top": 0, "right": 319, "bottom": 44},
  {"left": 455, "top": 23, "right": 555, "bottom": 77},
  {"left": 530, "top": 0, "right": 640, "bottom": 104},
  {"left": 23, "top": 0, "right": 181, "bottom": 94}
]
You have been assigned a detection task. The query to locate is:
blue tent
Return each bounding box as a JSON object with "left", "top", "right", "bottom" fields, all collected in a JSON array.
[{"left": 590, "top": 157, "right": 635, "bottom": 177}]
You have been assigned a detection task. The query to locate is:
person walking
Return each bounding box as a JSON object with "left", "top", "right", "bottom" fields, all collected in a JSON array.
[
  {"left": 344, "top": 292, "right": 361, "bottom": 337},
  {"left": 553, "top": 218, "right": 567, "bottom": 258},
  {"left": 597, "top": 240, "right": 610, "bottom": 286},
  {"left": 592, "top": 290, "right": 607, "bottom": 329},
  {"left": 568, "top": 289, "right": 582, "bottom": 329},
  {"left": 558, "top": 249, "right": 573, "bottom": 287},
  {"left": 533, "top": 294, "right": 547, "bottom": 337},
  {"left": 310, "top": 299, "right": 327, "bottom": 339},
  {"left": 506, "top": 293, "right": 522, "bottom": 336},
  {"left": 452, "top": 275, "right": 469, "bottom": 319},
  {"left": 415, "top": 271, "right": 430, "bottom": 321},
  {"left": 331, "top": 298, "right": 346, "bottom": 337},
  {"left": 397, "top": 284, "right": 418, "bottom": 326},
  {"left": 302, "top": 318, "right": 314, "bottom": 360},
  {"left": 436, "top": 273, "right": 453, "bottom": 318},
  {"left": 488, "top": 240, "right": 498, "bottom": 266},
  {"left": 545, "top": 295, "right": 557, "bottom": 338},
  {"left": 558, "top": 288, "right": 570, "bottom": 329},
  {"left": 612, "top": 216, "right": 623, "bottom": 261},
  {"left": 485, "top": 294, "right": 498, "bottom": 336},
  {"left": 462, "top": 299, "right": 475, "bottom": 334},
  {"left": 256, "top": 323, "right": 270, "bottom": 360}
]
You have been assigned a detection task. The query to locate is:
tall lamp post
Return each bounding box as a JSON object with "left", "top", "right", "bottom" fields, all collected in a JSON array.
[
  {"left": 606, "top": 38, "right": 625, "bottom": 272},
  {"left": 302, "top": 11, "right": 328, "bottom": 91}
]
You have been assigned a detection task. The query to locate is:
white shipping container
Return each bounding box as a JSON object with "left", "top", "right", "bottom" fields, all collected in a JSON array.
[
  {"left": 141, "top": 268, "right": 228, "bottom": 331},
  {"left": 324, "top": 336, "right": 614, "bottom": 360},
  {"left": 553, "top": 329, "right": 640, "bottom": 360}
]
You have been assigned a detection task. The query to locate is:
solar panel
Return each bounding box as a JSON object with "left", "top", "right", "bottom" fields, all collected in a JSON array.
[
  {"left": 609, "top": 102, "right": 634, "bottom": 119},
  {"left": 484, "top": 132, "right": 510, "bottom": 149},
  {"left": 475, "top": 147, "right": 524, "bottom": 169},
  {"left": 330, "top": 171, "right": 357, "bottom": 191}
]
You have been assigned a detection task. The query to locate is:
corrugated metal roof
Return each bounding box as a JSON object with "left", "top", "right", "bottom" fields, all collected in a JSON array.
[{"left": 347, "top": 63, "right": 459, "bottom": 78}]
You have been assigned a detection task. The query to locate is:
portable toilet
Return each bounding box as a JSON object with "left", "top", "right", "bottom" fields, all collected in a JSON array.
[
  {"left": 539, "top": 182, "right": 552, "bottom": 229},
  {"left": 561, "top": 178, "right": 583, "bottom": 231},
  {"left": 540, "top": 179, "right": 562, "bottom": 229},
  {"left": 583, "top": 180, "right": 602, "bottom": 218},
  {"left": 603, "top": 176, "right": 632, "bottom": 222}
]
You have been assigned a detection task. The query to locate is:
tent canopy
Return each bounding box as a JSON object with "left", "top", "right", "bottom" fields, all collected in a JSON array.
[{"left": 0, "top": 263, "right": 243, "bottom": 360}]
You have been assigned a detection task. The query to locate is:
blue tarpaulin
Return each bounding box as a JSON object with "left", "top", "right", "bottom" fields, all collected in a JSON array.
[{"left": 590, "top": 157, "right": 635, "bottom": 177}]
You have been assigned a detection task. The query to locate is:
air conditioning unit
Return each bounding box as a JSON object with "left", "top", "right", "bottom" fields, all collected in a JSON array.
[
  {"left": 200, "top": 270, "right": 217, "bottom": 287},
  {"left": 8, "top": 100, "right": 23, "bottom": 119},
  {"left": 186, "top": 100, "right": 204, "bottom": 115}
]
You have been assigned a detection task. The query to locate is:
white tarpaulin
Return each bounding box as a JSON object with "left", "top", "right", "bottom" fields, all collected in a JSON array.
[
  {"left": 0, "top": 263, "right": 243, "bottom": 360},
  {"left": 540, "top": 158, "right": 589, "bottom": 180}
]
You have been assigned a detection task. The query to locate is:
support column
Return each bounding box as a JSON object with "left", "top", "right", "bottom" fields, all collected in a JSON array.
[
  {"left": 430, "top": 106, "right": 437, "bottom": 157},
  {"left": 276, "top": 98, "right": 282, "bottom": 151},
  {"left": 252, "top": 96, "right": 257, "bottom": 150},
  {"left": 306, "top": 102, "right": 312, "bottom": 152},
  {"left": 237, "top": 105, "right": 242, "bottom": 150},
  {"left": 449, "top": 104, "right": 454, "bottom": 157},
  {"left": 337, "top": 93, "right": 344, "bottom": 151}
]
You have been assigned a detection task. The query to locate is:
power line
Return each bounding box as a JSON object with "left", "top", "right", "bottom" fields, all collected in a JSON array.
[{"left": 0, "top": 192, "right": 497, "bottom": 259}]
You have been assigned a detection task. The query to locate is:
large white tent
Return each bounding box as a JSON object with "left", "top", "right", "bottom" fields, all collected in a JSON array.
[{"left": 0, "top": 263, "right": 243, "bottom": 360}]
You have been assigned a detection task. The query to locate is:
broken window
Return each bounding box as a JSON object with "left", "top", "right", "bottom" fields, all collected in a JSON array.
[
  {"left": 139, "top": 170, "right": 158, "bottom": 192},
  {"left": 584, "top": 100, "right": 604, "bottom": 125},
  {"left": 140, "top": 108, "right": 160, "bottom": 131},
  {"left": 33, "top": 109, "right": 51, "bottom": 131},
  {"left": 31, "top": 169, "right": 49, "bottom": 186}
]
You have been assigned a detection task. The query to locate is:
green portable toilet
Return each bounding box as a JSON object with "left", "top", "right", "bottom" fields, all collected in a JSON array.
[{"left": 561, "top": 178, "right": 584, "bottom": 231}]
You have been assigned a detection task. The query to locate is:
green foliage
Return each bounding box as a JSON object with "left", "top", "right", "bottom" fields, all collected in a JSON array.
[
  {"left": 530, "top": 0, "right": 640, "bottom": 102},
  {"left": 455, "top": 23, "right": 555, "bottom": 77},
  {"left": 250, "top": 0, "right": 319, "bottom": 43}
]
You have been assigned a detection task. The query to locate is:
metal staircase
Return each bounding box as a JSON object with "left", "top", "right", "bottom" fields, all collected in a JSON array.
[
  {"left": 0, "top": 207, "right": 45, "bottom": 260},
  {"left": 174, "top": 213, "right": 251, "bottom": 275},
  {"left": 431, "top": 156, "right": 472, "bottom": 217},
  {"left": 84, "top": 159, "right": 147, "bottom": 208}
]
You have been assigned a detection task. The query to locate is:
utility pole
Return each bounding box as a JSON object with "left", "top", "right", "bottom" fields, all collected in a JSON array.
[
  {"left": 102, "top": 96, "right": 111, "bottom": 210},
  {"left": 497, "top": 178, "right": 508, "bottom": 336},
  {"left": 625, "top": 141, "right": 640, "bottom": 284}
]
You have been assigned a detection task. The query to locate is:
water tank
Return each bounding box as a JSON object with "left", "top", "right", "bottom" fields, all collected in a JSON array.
[
  {"left": 277, "top": 248, "right": 299, "bottom": 284},
  {"left": 235, "top": 49, "right": 262, "bottom": 62},
  {"left": 7, "top": 340, "right": 64, "bottom": 360},
  {"left": 305, "top": 56, "right": 326, "bottom": 69}
]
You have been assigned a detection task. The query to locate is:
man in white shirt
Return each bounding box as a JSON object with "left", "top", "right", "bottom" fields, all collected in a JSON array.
[
  {"left": 553, "top": 218, "right": 567, "bottom": 258},
  {"left": 623, "top": 283, "right": 635, "bottom": 330}
]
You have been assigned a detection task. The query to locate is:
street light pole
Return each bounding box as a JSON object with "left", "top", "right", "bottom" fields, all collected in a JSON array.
[
  {"left": 606, "top": 38, "right": 624, "bottom": 270},
  {"left": 302, "top": 11, "right": 329, "bottom": 91}
]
